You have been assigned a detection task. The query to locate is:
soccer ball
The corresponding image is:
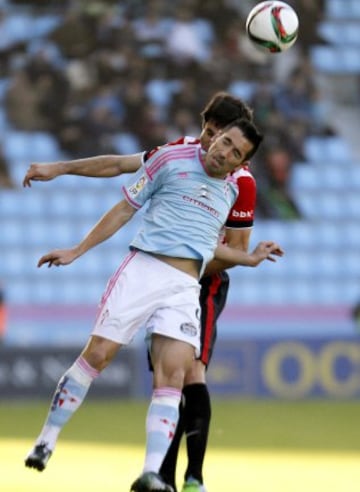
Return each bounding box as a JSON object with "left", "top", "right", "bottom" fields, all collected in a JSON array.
[{"left": 246, "top": 1, "right": 299, "bottom": 54}]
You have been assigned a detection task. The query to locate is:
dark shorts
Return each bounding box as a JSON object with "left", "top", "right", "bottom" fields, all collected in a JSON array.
[
  {"left": 198, "top": 270, "right": 230, "bottom": 366},
  {"left": 147, "top": 271, "right": 230, "bottom": 370}
]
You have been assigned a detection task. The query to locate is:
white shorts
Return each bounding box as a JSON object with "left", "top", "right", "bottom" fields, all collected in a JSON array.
[{"left": 92, "top": 250, "right": 201, "bottom": 354}]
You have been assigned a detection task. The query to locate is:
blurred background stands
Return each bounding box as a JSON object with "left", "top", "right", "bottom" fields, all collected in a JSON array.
[{"left": 0, "top": 0, "right": 359, "bottom": 345}]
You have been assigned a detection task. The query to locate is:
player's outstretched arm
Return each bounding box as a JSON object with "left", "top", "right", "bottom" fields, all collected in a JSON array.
[
  {"left": 38, "top": 199, "right": 136, "bottom": 268},
  {"left": 210, "top": 241, "right": 284, "bottom": 273},
  {"left": 23, "top": 153, "right": 143, "bottom": 187}
]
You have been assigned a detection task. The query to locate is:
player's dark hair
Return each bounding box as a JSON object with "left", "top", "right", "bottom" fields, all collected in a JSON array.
[
  {"left": 224, "top": 118, "right": 263, "bottom": 161},
  {"left": 201, "top": 91, "right": 253, "bottom": 127}
]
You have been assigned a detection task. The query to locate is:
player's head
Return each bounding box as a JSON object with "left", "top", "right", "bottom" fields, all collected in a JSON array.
[
  {"left": 205, "top": 118, "right": 263, "bottom": 178},
  {"left": 199, "top": 92, "right": 253, "bottom": 151}
]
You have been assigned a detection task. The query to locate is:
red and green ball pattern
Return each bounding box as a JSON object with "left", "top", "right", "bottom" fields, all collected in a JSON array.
[{"left": 247, "top": 3, "right": 298, "bottom": 53}]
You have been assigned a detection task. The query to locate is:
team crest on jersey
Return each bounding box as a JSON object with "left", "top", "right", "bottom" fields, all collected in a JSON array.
[
  {"left": 128, "top": 174, "right": 147, "bottom": 198},
  {"left": 197, "top": 184, "right": 211, "bottom": 200}
]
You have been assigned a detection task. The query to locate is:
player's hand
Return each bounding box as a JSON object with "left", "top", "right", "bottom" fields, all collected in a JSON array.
[
  {"left": 251, "top": 241, "right": 284, "bottom": 265},
  {"left": 38, "top": 247, "right": 80, "bottom": 268},
  {"left": 23, "top": 163, "right": 61, "bottom": 187}
]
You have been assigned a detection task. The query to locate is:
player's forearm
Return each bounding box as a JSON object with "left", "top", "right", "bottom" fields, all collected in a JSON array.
[
  {"left": 76, "top": 200, "right": 136, "bottom": 256},
  {"left": 212, "top": 241, "right": 284, "bottom": 273},
  {"left": 204, "top": 258, "right": 239, "bottom": 275},
  {"left": 213, "top": 244, "right": 258, "bottom": 268},
  {"left": 60, "top": 154, "right": 142, "bottom": 178}
]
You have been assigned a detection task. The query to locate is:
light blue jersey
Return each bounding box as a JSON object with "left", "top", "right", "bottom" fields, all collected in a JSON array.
[{"left": 122, "top": 144, "right": 238, "bottom": 276}]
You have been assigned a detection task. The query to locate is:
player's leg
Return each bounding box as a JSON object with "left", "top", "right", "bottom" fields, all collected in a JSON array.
[
  {"left": 181, "top": 365, "right": 209, "bottom": 492},
  {"left": 159, "top": 397, "right": 185, "bottom": 492},
  {"left": 25, "top": 335, "right": 121, "bottom": 471},
  {"left": 181, "top": 271, "right": 230, "bottom": 492},
  {"left": 147, "top": 344, "right": 184, "bottom": 492},
  {"left": 25, "top": 251, "right": 147, "bottom": 472},
  {"left": 131, "top": 335, "right": 194, "bottom": 492},
  {"left": 131, "top": 271, "right": 201, "bottom": 492}
]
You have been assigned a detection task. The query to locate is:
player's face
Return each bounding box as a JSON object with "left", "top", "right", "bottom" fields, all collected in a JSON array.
[
  {"left": 205, "top": 126, "right": 254, "bottom": 178},
  {"left": 199, "top": 121, "right": 221, "bottom": 151}
]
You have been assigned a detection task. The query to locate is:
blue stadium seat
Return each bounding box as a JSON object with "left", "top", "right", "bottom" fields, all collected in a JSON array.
[
  {"left": 45, "top": 190, "right": 73, "bottom": 216},
  {"left": 304, "top": 136, "right": 352, "bottom": 162},
  {"left": 30, "top": 132, "right": 62, "bottom": 161},
  {"left": 6, "top": 279, "right": 29, "bottom": 304},
  {"left": 343, "top": 221, "right": 360, "bottom": 247},
  {"left": 346, "top": 192, "right": 360, "bottom": 219},
  {"left": 322, "top": 166, "right": 348, "bottom": 189},
  {"left": 41, "top": 219, "right": 78, "bottom": 246},
  {"left": 1, "top": 248, "right": 26, "bottom": 276},
  {"left": 318, "top": 192, "right": 343, "bottom": 219},
  {"left": 112, "top": 133, "right": 141, "bottom": 155},
  {"left": 290, "top": 164, "right": 318, "bottom": 190},
  {"left": 249, "top": 220, "right": 289, "bottom": 246},
  {"left": 3, "top": 131, "right": 62, "bottom": 163},
  {"left": 1, "top": 218, "right": 23, "bottom": 246},
  {"left": 318, "top": 22, "right": 360, "bottom": 45},
  {"left": 326, "top": 0, "right": 360, "bottom": 19},
  {"left": 2, "top": 190, "right": 46, "bottom": 217},
  {"left": 0, "top": 189, "right": 21, "bottom": 215},
  {"left": 342, "top": 48, "right": 360, "bottom": 72},
  {"left": 3, "top": 131, "right": 30, "bottom": 161},
  {"left": 314, "top": 221, "right": 341, "bottom": 248},
  {"left": 283, "top": 222, "right": 315, "bottom": 249},
  {"left": 292, "top": 191, "right": 318, "bottom": 219},
  {"left": 311, "top": 46, "right": 340, "bottom": 73},
  {"left": 303, "top": 136, "right": 325, "bottom": 161},
  {"left": 146, "top": 79, "right": 176, "bottom": 108},
  {"left": 22, "top": 219, "right": 49, "bottom": 246},
  {"left": 228, "top": 81, "right": 256, "bottom": 102},
  {"left": 341, "top": 251, "right": 360, "bottom": 276},
  {"left": 330, "top": 137, "right": 350, "bottom": 160},
  {"left": 348, "top": 166, "right": 360, "bottom": 188}
]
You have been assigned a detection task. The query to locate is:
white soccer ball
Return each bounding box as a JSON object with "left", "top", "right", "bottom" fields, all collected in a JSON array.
[{"left": 246, "top": 1, "right": 299, "bottom": 54}]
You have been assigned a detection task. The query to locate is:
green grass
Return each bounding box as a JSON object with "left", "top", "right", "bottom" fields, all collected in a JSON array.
[
  {"left": 2, "top": 398, "right": 360, "bottom": 450},
  {"left": 2, "top": 399, "right": 360, "bottom": 491}
]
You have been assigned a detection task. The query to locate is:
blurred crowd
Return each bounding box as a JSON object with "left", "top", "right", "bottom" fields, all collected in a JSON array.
[{"left": 0, "top": 0, "right": 333, "bottom": 219}]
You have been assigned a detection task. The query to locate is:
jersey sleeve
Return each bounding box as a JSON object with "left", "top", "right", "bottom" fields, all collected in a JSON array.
[
  {"left": 225, "top": 174, "right": 257, "bottom": 229},
  {"left": 122, "top": 146, "right": 170, "bottom": 208}
]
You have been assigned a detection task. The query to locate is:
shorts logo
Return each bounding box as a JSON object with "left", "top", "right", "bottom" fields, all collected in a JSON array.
[
  {"left": 99, "top": 308, "right": 109, "bottom": 325},
  {"left": 180, "top": 322, "right": 197, "bottom": 337},
  {"left": 128, "top": 174, "right": 147, "bottom": 198}
]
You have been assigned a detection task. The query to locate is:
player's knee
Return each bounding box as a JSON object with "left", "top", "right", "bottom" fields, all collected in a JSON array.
[
  {"left": 184, "top": 359, "right": 206, "bottom": 385},
  {"left": 82, "top": 337, "right": 119, "bottom": 371},
  {"left": 153, "top": 363, "right": 186, "bottom": 390}
]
